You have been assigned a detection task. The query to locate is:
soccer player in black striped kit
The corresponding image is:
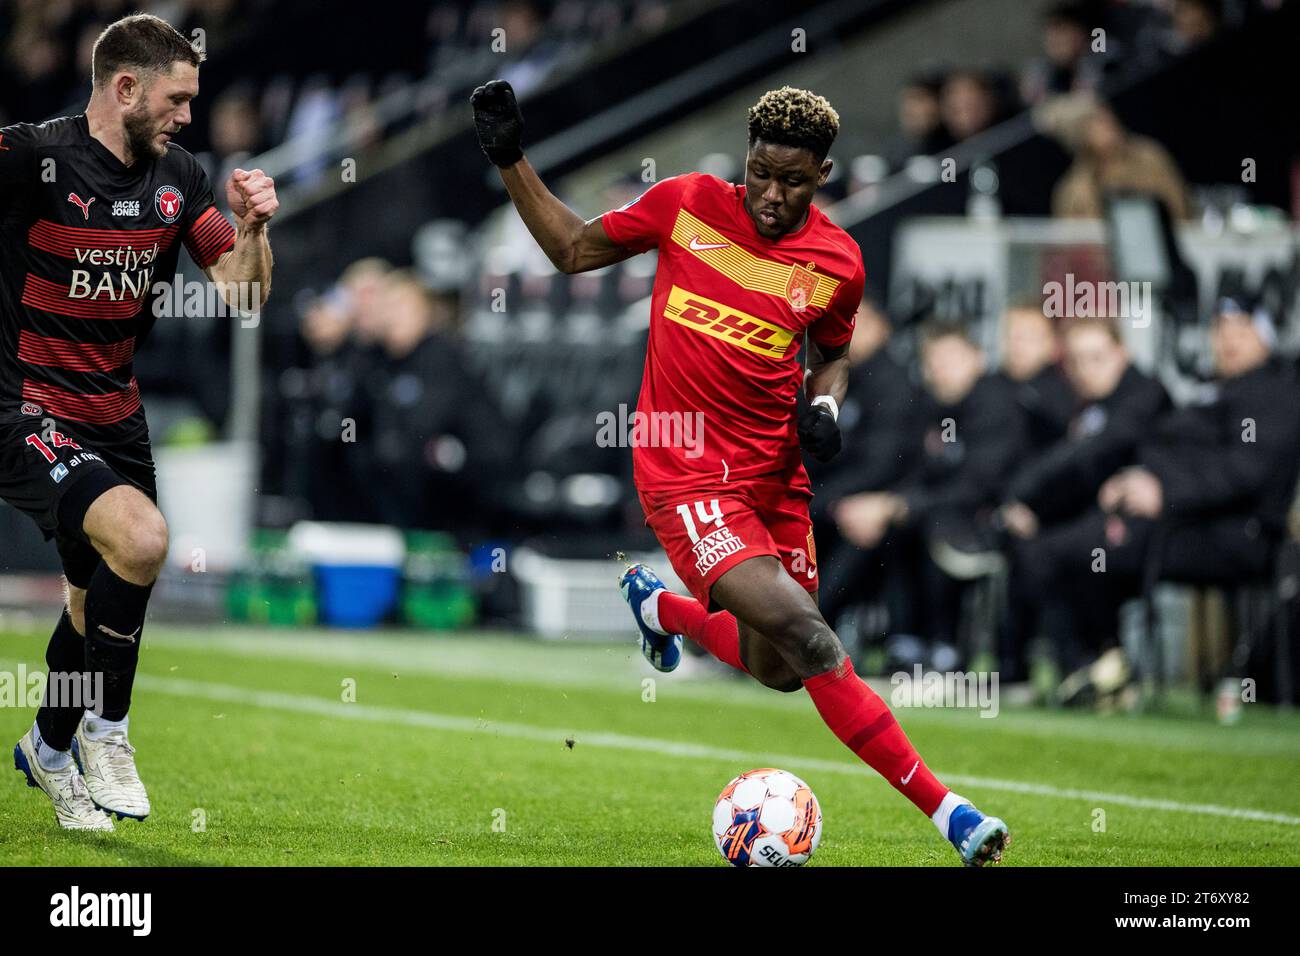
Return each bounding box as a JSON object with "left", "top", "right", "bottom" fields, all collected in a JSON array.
[{"left": 2, "top": 14, "right": 278, "bottom": 829}]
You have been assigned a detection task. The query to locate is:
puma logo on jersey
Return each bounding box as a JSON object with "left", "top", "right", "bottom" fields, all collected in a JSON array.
[
  {"left": 97, "top": 623, "right": 141, "bottom": 644},
  {"left": 67, "top": 193, "right": 95, "bottom": 220},
  {"left": 688, "top": 236, "right": 730, "bottom": 251}
]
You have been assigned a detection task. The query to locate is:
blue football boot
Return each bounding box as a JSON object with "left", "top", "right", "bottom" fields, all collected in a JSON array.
[
  {"left": 947, "top": 802, "right": 1010, "bottom": 866},
  {"left": 619, "top": 563, "right": 683, "bottom": 673}
]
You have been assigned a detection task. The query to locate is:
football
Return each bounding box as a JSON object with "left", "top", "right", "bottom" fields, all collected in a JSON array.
[{"left": 711, "top": 768, "right": 822, "bottom": 867}]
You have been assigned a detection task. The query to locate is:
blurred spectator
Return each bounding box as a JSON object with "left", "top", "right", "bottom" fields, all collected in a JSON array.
[
  {"left": 883, "top": 70, "right": 949, "bottom": 171},
  {"left": 1017, "top": 299, "right": 1300, "bottom": 700},
  {"left": 998, "top": 316, "right": 1172, "bottom": 680},
  {"left": 282, "top": 262, "right": 514, "bottom": 535},
  {"left": 302, "top": 288, "right": 354, "bottom": 356},
  {"left": 833, "top": 322, "right": 1025, "bottom": 668},
  {"left": 939, "top": 69, "right": 1000, "bottom": 145},
  {"left": 341, "top": 257, "right": 395, "bottom": 354},
  {"left": 1005, "top": 316, "right": 1171, "bottom": 531},
  {"left": 210, "top": 86, "right": 263, "bottom": 161},
  {"left": 4, "top": 20, "right": 68, "bottom": 121},
  {"left": 282, "top": 73, "right": 340, "bottom": 185},
  {"left": 197, "top": 85, "right": 264, "bottom": 191},
  {"left": 1020, "top": 1, "right": 1104, "bottom": 104},
  {"left": 1168, "top": 0, "right": 1224, "bottom": 52},
  {"left": 1046, "top": 95, "right": 1191, "bottom": 220},
  {"left": 496, "top": 0, "right": 562, "bottom": 96},
  {"left": 282, "top": 286, "right": 373, "bottom": 522},
  {"left": 996, "top": 300, "right": 1075, "bottom": 453},
  {"left": 338, "top": 75, "right": 382, "bottom": 154},
  {"left": 361, "top": 271, "right": 510, "bottom": 535},
  {"left": 811, "top": 300, "right": 923, "bottom": 629},
  {"left": 278, "top": 258, "right": 390, "bottom": 524}
]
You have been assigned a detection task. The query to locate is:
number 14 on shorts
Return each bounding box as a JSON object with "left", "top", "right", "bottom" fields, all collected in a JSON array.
[
  {"left": 675, "top": 499, "right": 725, "bottom": 543},
  {"left": 25, "top": 430, "right": 81, "bottom": 462},
  {"left": 25, "top": 430, "right": 102, "bottom": 483},
  {"left": 676, "top": 499, "right": 748, "bottom": 579}
]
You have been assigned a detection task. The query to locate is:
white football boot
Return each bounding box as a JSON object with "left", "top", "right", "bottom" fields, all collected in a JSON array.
[
  {"left": 13, "top": 728, "right": 114, "bottom": 831},
  {"left": 72, "top": 715, "right": 151, "bottom": 821}
]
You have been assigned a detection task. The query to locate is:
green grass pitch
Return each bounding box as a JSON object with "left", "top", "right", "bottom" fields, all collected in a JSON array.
[{"left": 1, "top": 625, "right": 1298, "bottom": 866}]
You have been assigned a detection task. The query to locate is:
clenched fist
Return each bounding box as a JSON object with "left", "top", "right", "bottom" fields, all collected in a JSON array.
[
  {"left": 470, "top": 79, "right": 524, "bottom": 167},
  {"left": 225, "top": 167, "right": 278, "bottom": 229}
]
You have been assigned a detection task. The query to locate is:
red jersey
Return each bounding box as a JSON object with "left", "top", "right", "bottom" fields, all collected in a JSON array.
[{"left": 601, "top": 172, "right": 864, "bottom": 495}]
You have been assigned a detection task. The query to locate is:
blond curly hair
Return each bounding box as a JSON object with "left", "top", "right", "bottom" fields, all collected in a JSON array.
[{"left": 747, "top": 86, "right": 840, "bottom": 159}]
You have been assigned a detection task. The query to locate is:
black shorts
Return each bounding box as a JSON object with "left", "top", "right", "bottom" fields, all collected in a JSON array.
[{"left": 0, "top": 411, "right": 157, "bottom": 589}]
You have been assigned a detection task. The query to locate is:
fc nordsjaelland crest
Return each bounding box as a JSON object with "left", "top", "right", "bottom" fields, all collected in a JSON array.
[
  {"left": 786, "top": 262, "right": 819, "bottom": 309},
  {"left": 155, "top": 185, "right": 184, "bottom": 223}
]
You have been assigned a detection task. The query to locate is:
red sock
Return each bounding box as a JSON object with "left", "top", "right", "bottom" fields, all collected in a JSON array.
[
  {"left": 656, "top": 593, "right": 748, "bottom": 674},
  {"left": 803, "top": 659, "right": 948, "bottom": 816}
]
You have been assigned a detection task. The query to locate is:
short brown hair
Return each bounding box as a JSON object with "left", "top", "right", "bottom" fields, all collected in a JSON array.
[
  {"left": 92, "top": 14, "right": 204, "bottom": 89},
  {"left": 919, "top": 319, "right": 978, "bottom": 349},
  {"left": 1006, "top": 293, "right": 1049, "bottom": 316},
  {"left": 1061, "top": 315, "right": 1123, "bottom": 344},
  {"left": 1004, "top": 299, "right": 1055, "bottom": 330}
]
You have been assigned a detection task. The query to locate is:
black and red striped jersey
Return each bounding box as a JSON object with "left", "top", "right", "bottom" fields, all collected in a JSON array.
[{"left": 0, "top": 114, "right": 236, "bottom": 444}]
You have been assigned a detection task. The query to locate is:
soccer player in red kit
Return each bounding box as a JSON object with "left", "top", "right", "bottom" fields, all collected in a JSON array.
[{"left": 472, "top": 80, "right": 1009, "bottom": 865}]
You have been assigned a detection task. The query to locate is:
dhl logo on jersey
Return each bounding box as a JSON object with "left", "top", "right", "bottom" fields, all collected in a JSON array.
[
  {"left": 663, "top": 285, "right": 797, "bottom": 359},
  {"left": 670, "top": 209, "right": 840, "bottom": 309}
]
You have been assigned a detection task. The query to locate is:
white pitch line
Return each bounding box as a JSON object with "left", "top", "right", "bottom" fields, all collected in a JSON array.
[{"left": 137, "top": 674, "right": 1300, "bottom": 828}]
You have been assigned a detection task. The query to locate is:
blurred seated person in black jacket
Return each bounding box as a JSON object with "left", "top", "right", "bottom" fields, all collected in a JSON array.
[
  {"left": 1016, "top": 299, "right": 1300, "bottom": 701},
  {"left": 363, "top": 272, "right": 509, "bottom": 537},
  {"left": 811, "top": 298, "right": 923, "bottom": 629},
  {"left": 834, "top": 322, "right": 1026, "bottom": 670},
  {"left": 281, "top": 287, "right": 378, "bottom": 522},
  {"left": 996, "top": 298, "right": 1075, "bottom": 455},
  {"left": 998, "top": 316, "right": 1171, "bottom": 680}
]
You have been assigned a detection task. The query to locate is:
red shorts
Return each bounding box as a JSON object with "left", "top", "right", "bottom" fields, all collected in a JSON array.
[{"left": 638, "top": 477, "right": 818, "bottom": 607}]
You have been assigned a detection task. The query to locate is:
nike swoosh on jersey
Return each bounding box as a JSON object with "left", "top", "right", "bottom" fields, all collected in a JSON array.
[{"left": 688, "top": 236, "right": 730, "bottom": 251}]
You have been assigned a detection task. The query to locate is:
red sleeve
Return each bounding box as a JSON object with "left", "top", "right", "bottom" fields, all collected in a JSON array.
[
  {"left": 184, "top": 205, "right": 237, "bottom": 269},
  {"left": 600, "top": 174, "right": 693, "bottom": 254},
  {"left": 809, "top": 260, "right": 864, "bottom": 348}
]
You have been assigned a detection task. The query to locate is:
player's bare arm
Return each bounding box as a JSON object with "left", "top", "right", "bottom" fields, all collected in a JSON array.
[
  {"left": 799, "top": 339, "right": 849, "bottom": 463},
  {"left": 205, "top": 167, "right": 277, "bottom": 306},
  {"left": 805, "top": 340, "right": 850, "bottom": 407},
  {"left": 499, "top": 159, "right": 632, "bottom": 274},
  {"left": 472, "top": 79, "right": 632, "bottom": 275}
]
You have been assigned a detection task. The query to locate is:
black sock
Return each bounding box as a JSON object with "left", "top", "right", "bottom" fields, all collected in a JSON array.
[
  {"left": 34, "top": 610, "right": 87, "bottom": 751},
  {"left": 84, "top": 563, "right": 154, "bottom": 722}
]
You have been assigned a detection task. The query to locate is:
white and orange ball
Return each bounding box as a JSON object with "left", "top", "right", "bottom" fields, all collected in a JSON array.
[{"left": 712, "top": 768, "right": 822, "bottom": 867}]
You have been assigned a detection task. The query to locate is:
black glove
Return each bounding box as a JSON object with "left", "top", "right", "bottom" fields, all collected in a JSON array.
[
  {"left": 798, "top": 403, "right": 841, "bottom": 463},
  {"left": 470, "top": 79, "right": 524, "bottom": 167}
]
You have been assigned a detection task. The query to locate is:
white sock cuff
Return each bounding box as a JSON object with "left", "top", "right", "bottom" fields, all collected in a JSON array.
[
  {"left": 83, "top": 712, "right": 128, "bottom": 739},
  {"left": 33, "top": 720, "right": 72, "bottom": 771},
  {"left": 930, "top": 790, "right": 969, "bottom": 837},
  {"left": 640, "top": 588, "right": 668, "bottom": 635}
]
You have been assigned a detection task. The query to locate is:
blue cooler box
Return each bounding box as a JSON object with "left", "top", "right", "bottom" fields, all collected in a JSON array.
[{"left": 288, "top": 523, "right": 407, "bottom": 628}]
